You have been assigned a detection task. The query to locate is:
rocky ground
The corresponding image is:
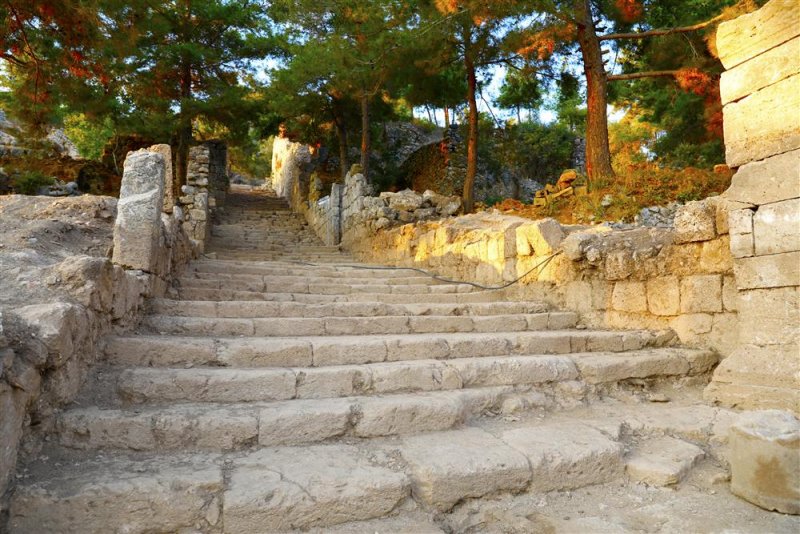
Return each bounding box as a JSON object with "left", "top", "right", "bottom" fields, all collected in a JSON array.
[{"left": 0, "top": 195, "right": 116, "bottom": 309}]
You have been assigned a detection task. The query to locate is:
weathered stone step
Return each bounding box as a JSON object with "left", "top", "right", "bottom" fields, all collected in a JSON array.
[
  {"left": 175, "top": 277, "right": 477, "bottom": 295},
  {"left": 141, "top": 312, "right": 577, "bottom": 337},
  {"left": 113, "top": 348, "right": 715, "bottom": 405},
  {"left": 9, "top": 444, "right": 409, "bottom": 533},
  {"left": 207, "top": 244, "right": 341, "bottom": 253},
  {"left": 210, "top": 254, "right": 355, "bottom": 263},
  {"left": 183, "top": 270, "right": 443, "bottom": 286},
  {"left": 148, "top": 299, "right": 550, "bottom": 318},
  {"left": 104, "top": 329, "right": 677, "bottom": 368},
  {"left": 171, "top": 287, "right": 507, "bottom": 303},
  {"left": 56, "top": 387, "right": 513, "bottom": 451},
  {"left": 190, "top": 260, "right": 442, "bottom": 278}
]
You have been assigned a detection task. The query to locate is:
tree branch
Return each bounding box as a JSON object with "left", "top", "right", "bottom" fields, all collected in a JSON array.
[
  {"left": 599, "top": 13, "right": 725, "bottom": 41},
  {"left": 608, "top": 70, "right": 678, "bottom": 81}
]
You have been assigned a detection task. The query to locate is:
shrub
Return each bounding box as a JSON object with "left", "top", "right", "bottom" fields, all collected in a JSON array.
[{"left": 14, "top": 171, "right": 54, "bottom": 195}]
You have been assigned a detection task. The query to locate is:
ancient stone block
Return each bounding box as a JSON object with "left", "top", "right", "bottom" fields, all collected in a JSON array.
[
  {"left": 112, "top": 150, "right": 165, "bottom": 272},
  {"left": 647, "top": 276, "right": 680, "bottom": 316},
  {"left": 699, "top": 236, "right": 733, "bottom": 273},
  {"left": 626, "top": 436, "right": 705, "bottom": 486},
  {"left": 674, "top": 200, "right": 717, "bottom": 244},
  {"left": 753, "top": 198, "right": 800, "bottom": 255},
  {"left": 716, "top": 0, "right": 800, "bottom": 69},
  {"left": 728, "top": 208, "right": 755, "bottom": 259},
  {"left": 147, "top": 144, "right": 174, "bottom": 213},
  {"left": 726, "top": 149, "right": 800, "bottom": 208},
  {"left": 722, "top": 275, "right": 739, "bottom": 312},
  {"left": 737, "top": 286, "right": 800, "bottom": 346},
  {"left": 724, "top": 73, "right": 800, "bottom": 167},
  {"left": 611, "top": 281, "right": 647, "bottom": 313},
  {"left": 564, "top": 281, "right": 593, "bottom": 313},
  {"left": 516, "top": 218, "right": 564, "bottom": 256},
  {"left": 720, "top": 36, "right": 800, "bottom": 104},
  {"left": 734, "top": 251, "right": 800, "bottom": 289},
  {"left": 670, "top": 314, "right": 713, "bottom": 344},
  {"left": 680, "top": 275, "right": 723, "bottom": 313},
  {"left": 729, "top": 410, "right": 800, "bottom": 514}
]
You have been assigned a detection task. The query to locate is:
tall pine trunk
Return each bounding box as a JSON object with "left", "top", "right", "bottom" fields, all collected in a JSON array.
[
  {"left": 360, "top": 92, "right": 370, "bottom": 183},
  {"left": 463, "top": 51, "right": 479, "bottom": 214},
  {"left": 575, "top": 0, "right": 615, "bottom": 184},
  {"left": 175, "top": 57, "right": 192, "bottom": 199},
  {"left": 331, "top": 100, "right": 348, "bottom": 180},
  {"left": 443, "top": 107, "right": 450, "bottom": 128}
]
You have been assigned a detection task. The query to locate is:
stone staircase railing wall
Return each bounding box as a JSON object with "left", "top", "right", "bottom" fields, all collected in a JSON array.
[
  {"left": 704, "top": 0, "right": 800, "bottom": 413},
  {"left": 0, "top": 144, "right": 210, "bottom": 511}
]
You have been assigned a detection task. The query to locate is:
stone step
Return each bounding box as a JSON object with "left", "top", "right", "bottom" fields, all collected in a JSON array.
[
  {"left": 104, "top": 329, "right": 678, "bottom": 368},
  {"left": 9, "top": 445, "right": 409, "bottom": 532},
  {"left": 170, "top": 287, "right": 507, "bottom": 303},
  {"left": 56, "top": 387, "right": 514, "bottom": 451},
  {"left": 148, "top": 299, "right": 550, "bottom": 318},
  {"left": 141, "top": 312, "right": 578, "bottom": 337},
  {"left": 207, "top": 244, "right": 340, "bottom": 253},
  {"left": 10, "top": 401, "right": 737, "bottom": 532},
  {"left": 210, "top": 254, "right": 355, "bottom": 263},
  {"left": 190, "top": 260, "right": 442, "bottom": 279},
  {"left": 182, "top": 271, "right": 443, "bottom": 286},
  {"left": 113, "top": 348, "right": 715, "bottom": 405},
  {"left": 175, "top": 277, "right": 477, "bottom": 295}
]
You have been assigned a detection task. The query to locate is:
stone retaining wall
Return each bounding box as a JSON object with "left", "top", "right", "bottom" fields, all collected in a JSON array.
[
  {"left": 0, "top": 145, "right": 203, "bottom": 511},
  {"left": 705, "top": 0, "right": 800, "bottom": 413},
  {"left": 342, "top": 196, "right": 738, "bottom": 357}
]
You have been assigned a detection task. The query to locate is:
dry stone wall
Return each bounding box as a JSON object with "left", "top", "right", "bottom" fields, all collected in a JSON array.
[
  {"left": 342, "top": 196, "right": 738, "bottom": 357},
  {"left": 177, "top": 141, "right": 228, "bottom": 253},
  {"left": 0, "top": 145, "right": 201, "bottom": 513},
  {"left": 705, "top": 0, "right": 800, "bottom": 413}
]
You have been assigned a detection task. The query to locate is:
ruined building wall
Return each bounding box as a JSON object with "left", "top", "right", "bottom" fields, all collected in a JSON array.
[
  {"left": 0, "top": 146, "right": 207, "bottom": 512},
  {"left": 704, "top": 0, "right": 800, "bottom": 413}
]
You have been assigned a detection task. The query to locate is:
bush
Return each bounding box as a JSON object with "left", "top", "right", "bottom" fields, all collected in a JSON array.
[
  {"left": 62, "top": 113, "right": 115, "bottom": 160},
  {"left": 14, "top": 171, "right": 54, "bottom": 195}
]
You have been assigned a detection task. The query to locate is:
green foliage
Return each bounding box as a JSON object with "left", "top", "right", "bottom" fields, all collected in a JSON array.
[
  {"left": 662, "top": 140, "right": 725, "bottom": 169},
  {"left": 62, "top": 113, "right": 114, "bottom": 160},
  {"left": 14, "top": 171, "right": 54, "bottom": 195},
  {"left": 496, "top": 70, "right": 542, "bottom": 122},
  {"left": 498, "top": 121, "right": 576, "bottom": 185}
]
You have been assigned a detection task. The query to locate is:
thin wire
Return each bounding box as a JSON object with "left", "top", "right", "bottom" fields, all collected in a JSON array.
[{"left": 287, "top": 250, "right": 562, "bottom": 291}]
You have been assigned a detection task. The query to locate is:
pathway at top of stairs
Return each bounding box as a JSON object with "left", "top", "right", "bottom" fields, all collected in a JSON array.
[{"left": 9, "top": 185, "right": 795, "bottom": 534}]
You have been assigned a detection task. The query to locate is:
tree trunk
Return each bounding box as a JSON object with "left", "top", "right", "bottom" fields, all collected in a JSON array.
[
  {"left": 360, "top": 91, "right": 370, "bottom": 183},
  {"left": 331, "top": 100, "right": 348, "bottom": 180},
  {"left": 516, "top": 105, "right": 521, "bottom": 124},
  {"left": 175, "top": 58, "right": 192, "bottom": 198},
  {"left": 575, "top": 0, "right": 615, "bottom": 184},
  {"left": 463, "top": 50, "right": 479, "bottom": 214},
  {"left": 175, "top": 0, "right": 193, "bottom": 198},
  {"left": 443, "top": 107, "right": 450, "bottom": 128}
]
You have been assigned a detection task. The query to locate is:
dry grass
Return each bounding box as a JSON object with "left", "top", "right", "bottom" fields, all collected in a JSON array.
[{"left": 480, "top": 163, "right": 733, "bottom": 224}]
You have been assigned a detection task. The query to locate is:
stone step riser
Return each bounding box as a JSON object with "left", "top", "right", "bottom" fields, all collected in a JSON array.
[
  {"left": 148, "top": 299, "right": 550, "bottom": 318},
  {"left": 170, "top": 288, "right": 504, "bottom": 303},
  {"left": 189, "top": 263, "right": 436, "bottom": 279},
  {"left": 113, "top": 348, "right": 712, "bottom": 405},
  {"left": 56, "top": 388, "right": 514, "bottom": 452},
  {"left": 142, "top": 312, "right": 578, "bottom": 337},
  {"left": 175, "top": 279, "right": 476, "bottom": 295},
  {"left": 104, "top": 330, "right": 676, "bottom": 368},
  {"left": 181, "top": 272, "right": 443, "bottom": 286}
]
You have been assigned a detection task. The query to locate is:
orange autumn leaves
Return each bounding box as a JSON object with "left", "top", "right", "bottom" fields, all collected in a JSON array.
[{"left": 517, "top": 24, "right": 576, "bottom": 61}]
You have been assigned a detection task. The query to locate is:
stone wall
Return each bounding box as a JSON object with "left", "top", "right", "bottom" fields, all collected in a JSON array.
[
  {"left": 271, "top": 135, "right": 313, "bottom": 214},
  {"left": 177, "top": 141, "right": 228, "bottom": 253},
  {"left": 705, "top": 0, "right": 800, "bottom": 413},
  {"left": 342, "top": 196, "right": 738, "bottom": 357},
  {"left": 0, "top": 145, "right": 200, "bottom": 513}
]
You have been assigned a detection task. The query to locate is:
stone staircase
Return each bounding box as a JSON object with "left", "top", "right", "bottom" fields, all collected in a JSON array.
[{"left": 9, "top": 187, "right": 728, "bottom": 533}]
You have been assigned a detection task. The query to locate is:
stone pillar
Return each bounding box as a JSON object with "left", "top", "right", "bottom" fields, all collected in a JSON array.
[
  {"left": 147, "top": 144, "right": 174, "bottom": 213},
  {"left": 111, "top": 150, "right": 165, "bottom": 272},
  {"left": 705, "top": 0, "right": 800, "bottom": 413}
]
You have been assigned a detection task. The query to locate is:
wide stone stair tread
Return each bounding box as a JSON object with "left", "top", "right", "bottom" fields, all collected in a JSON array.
[
  {"left": 171, "top": 287, "right": 530, "bottom": 303},
  {"left": 108, "top": 348, "right": 714, "bottom": 404},
  {"left": 139, "top": 312, "right": 578, "bottom": 336},
  {"left": 13, "top": 402, "right": 729, "bottom": 532},
  {"left": 148, "top": 298, "right": 551, "bottom": 318},
  {"left": 173, "top": 278, "right": 479, "bottom": 295},
  {"left": 103, "top": 329, "right": 676, "bottom": 367}
]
